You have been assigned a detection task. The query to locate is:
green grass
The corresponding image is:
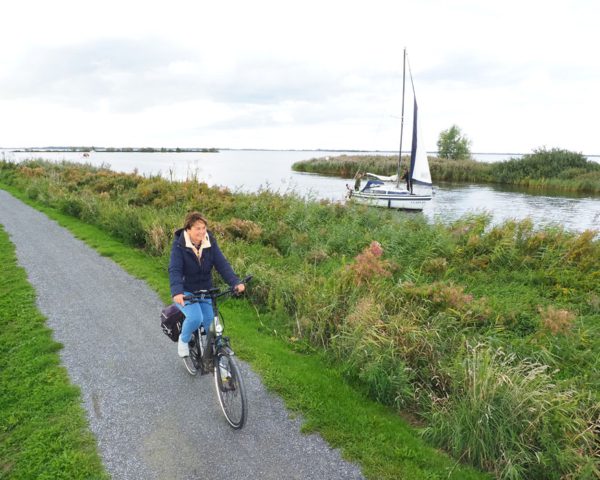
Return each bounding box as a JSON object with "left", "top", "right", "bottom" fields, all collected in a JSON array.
[
  {"left": 229, "top": 302, "right": 487, "bottom": 480},
  {"left": 0, "top": 184, "right": 488, "bottom": 479},
  {"left": 0, "top": 226, "right": 108, "bottom": 480},
  {"left": 1, "top": 159, "right": 598, "bottom": 479}
]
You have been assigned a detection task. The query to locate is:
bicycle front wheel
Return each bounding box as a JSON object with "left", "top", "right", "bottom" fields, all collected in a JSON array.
[{"left": 214, "top": 353, "right": 247, "bottom": 429}]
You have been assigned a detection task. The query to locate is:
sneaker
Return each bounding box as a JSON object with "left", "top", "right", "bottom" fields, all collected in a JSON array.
[
  {"left": 182, "top": 356, "right": 197, "bottom": 375},
  {"left": 178, "top": 336, "right": 189, "bottom": 357}
]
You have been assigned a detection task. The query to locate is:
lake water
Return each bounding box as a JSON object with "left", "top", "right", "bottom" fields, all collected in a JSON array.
[{"left": 2, "top": 149, "right": 599, "bottom": 233}]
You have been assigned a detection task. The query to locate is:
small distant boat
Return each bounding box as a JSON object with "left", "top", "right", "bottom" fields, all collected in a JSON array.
[{"left": 348, "top": 48, "right": 432, "bottom": 211}]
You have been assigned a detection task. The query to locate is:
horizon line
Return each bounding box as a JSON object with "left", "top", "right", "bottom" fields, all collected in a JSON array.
[{"left": 1, "top": 146, "right": 599, "bottom": 157}]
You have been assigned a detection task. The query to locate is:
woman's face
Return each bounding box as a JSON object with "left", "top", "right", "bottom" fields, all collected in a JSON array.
[{"left": 187, "top": 220, "right": 207, "bottom": 245}]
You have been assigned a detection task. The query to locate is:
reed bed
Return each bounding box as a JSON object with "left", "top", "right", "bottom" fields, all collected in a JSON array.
[
  {"left": 1, "top": 158, "right": 598, "bottom": 479},
  {"left": 293, "top": 148, "right": 600, "bottom": 193}
]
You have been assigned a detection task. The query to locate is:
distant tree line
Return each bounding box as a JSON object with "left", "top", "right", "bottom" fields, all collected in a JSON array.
[
  {"left": 17, "top": 147, "right": 219, "bottom": 153},
  {"left": 103, "top": 147, "right": 219, "bottom": 153}
]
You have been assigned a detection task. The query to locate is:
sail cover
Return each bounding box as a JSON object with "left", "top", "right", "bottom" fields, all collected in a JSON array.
[{"left": 409, "top": 98, "right": 432, "bottom": 186}]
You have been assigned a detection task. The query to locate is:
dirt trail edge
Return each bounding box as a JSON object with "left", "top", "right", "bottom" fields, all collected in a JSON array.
[{"left": 0, "top": 189, "right": 364, "bottom": 480}]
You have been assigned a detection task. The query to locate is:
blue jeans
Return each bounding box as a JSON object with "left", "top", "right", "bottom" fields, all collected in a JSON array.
[{"left": 176, "top": 292, "right": 215, "bottom": 343}]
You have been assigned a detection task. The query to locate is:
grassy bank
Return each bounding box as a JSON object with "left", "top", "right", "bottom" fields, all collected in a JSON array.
[
  {"left": 1, "top": 159, "right": 598, "bottom": 479},
  {"left": 0, "top": 226, "right": 108, "bottom": 479},
  {"left": 292, "top": 148, "right": 600, "bottom": 194},
  {"left": 0, "top": 179, "right": 485, "bottom": 479}
]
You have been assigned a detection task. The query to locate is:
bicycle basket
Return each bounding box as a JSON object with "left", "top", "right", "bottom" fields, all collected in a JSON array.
[{"left": 160, "top": 304, "right": 184, "bottom": 342}]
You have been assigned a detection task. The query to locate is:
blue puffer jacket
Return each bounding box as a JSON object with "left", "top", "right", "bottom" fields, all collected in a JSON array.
[{"left": 168, "top": 228, "right": 240, "bottom": 297}]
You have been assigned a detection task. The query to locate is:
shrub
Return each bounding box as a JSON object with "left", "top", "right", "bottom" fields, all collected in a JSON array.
[{"left": 99, "top": 205, "right": 146, "bottom": 248}]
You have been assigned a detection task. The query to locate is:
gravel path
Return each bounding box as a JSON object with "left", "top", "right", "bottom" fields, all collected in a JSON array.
[{"left": 0, "top": 189, "right": 364, "bottom": 480}]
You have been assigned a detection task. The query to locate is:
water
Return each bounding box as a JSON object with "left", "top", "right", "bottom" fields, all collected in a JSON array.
[
  {"left": 2, "top": 149, "right": 599, "bottom": 233},
  {"left": 427, "top": 183, "right": 599, "bottom": 232}
]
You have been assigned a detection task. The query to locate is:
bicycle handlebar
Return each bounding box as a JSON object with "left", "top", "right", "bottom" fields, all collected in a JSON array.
[{"left": 182, "top": 275, "right": 253, "bottom": 302}]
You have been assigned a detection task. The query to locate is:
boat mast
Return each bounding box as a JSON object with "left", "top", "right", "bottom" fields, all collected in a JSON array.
[{"left": 396, "top": 48, "right": 407, "bottom": 188}]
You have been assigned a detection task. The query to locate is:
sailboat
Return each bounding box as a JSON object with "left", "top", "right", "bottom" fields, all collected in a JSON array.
[{"left": 348, "top": 48, "right": 433, "bottom": 211}]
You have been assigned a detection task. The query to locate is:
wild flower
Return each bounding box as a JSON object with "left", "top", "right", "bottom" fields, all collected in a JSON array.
[
  {"left": 347, "top": 241, "right": 393, "bottom": 285},
  {"left": 539, "top": 305, "right": 576, "bottom": 334}
]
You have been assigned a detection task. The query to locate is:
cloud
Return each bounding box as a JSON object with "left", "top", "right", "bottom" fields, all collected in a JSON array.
[
  {"left": 2, "top": 0, "right": 599, "bottom": 152},
  {"left": 417, "top": 53, "right": 528, "bottom": 89},
  {"left": 1, "top": 37, "right": 386, "bottom": 115},
  {"left": 0, "top": 38, "right": 202, "bottom": 111}
]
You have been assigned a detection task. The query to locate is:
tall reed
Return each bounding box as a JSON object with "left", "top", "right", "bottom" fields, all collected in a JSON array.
[
  {"left": 1, "top": 158, "right": 598, "bottom": 479},
  {"left": 423, "top": 345, "right": 596, "bottom": 480},
  {"left": 292, "top": 148, "right": 600, "bottom": 193}
]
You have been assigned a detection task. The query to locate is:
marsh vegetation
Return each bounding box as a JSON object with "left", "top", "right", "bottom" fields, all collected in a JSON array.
[
  {"left": 292, "top": 148, "right": 600, "bottom": 194},
  {"left": 1, "top": 159, "right": 598, "bottom": 479}
]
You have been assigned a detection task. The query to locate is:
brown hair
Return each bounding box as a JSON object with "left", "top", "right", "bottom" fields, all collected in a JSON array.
[{"left": 184, "top": 211, "right": 208, "bottom": 230}]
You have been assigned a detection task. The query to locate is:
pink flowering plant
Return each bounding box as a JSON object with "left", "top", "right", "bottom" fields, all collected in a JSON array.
[{"left": 347, "top": 241, "right": 394, "bottom": 286}]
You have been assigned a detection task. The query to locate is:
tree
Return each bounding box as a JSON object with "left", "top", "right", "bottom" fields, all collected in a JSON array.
[{"left": 437, "top": 125, "right": 472, "bottom": 160}]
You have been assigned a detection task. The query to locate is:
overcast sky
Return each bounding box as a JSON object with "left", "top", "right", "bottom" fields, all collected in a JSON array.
[{"left": 1, "top": 0, "right": 598, "bottom": 153}]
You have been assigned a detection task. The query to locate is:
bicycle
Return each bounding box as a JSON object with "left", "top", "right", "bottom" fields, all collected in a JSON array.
[{"left": 182, "top": 275, "right": 251, "bottom": 429}]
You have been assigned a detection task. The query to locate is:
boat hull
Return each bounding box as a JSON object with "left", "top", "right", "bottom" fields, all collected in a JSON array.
[{"left": 350, "top": 191, "right": 432, "bottom": 210}]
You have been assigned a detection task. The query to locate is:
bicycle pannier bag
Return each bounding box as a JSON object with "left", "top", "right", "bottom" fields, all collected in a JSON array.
[{"left": 160, "top": 304, "right": 184, "bottom": 342}]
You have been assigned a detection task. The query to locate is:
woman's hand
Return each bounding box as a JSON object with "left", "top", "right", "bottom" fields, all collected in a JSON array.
[
  {"left": 234, "top": 283, "right": 245, "bottom": 294},
  {"left": 173, "top": 293, "right": 185, "bottom": 306}
]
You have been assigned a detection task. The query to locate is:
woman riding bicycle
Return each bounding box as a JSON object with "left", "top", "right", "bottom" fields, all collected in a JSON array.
[{"left": 169, "top": 211, "right": 245, "bottom": 372}]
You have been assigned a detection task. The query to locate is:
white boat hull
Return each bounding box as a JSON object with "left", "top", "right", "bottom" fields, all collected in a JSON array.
[{"left": 350, "top": 189, "right": 431, "bottom": 210}]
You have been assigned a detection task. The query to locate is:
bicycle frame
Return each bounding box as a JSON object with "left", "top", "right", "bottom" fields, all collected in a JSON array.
[
  {"left": 182, "top": 276, "right": 251, "bottom": 428},
  {"left": 183, "top": 277, "right": 250, "bottom": 372}
]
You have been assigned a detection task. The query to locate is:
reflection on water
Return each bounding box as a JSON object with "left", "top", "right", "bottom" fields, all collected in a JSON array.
[
  {"left": 3, "top": 149, "right": 599, "bottom": 233},
  {"left": 426, "top": 184, "right": 599, "bottom": 232}
]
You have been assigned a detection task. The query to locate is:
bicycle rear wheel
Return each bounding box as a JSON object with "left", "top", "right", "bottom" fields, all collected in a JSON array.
[{"left": 214, "top": 353, "right": 247, "bottom": 429}]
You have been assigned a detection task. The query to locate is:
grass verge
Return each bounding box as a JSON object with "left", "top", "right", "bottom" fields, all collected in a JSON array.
[
  {"left": 0, "top": 225, "right": 108, "bottom": 480},
  {"left": 0, "top": 185, "right": 488, "bottom": 479}
]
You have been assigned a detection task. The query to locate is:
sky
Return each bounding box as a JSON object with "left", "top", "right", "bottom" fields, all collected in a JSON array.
[{"left": 1, "top": 0, "right": 599, "bottom": 154}]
